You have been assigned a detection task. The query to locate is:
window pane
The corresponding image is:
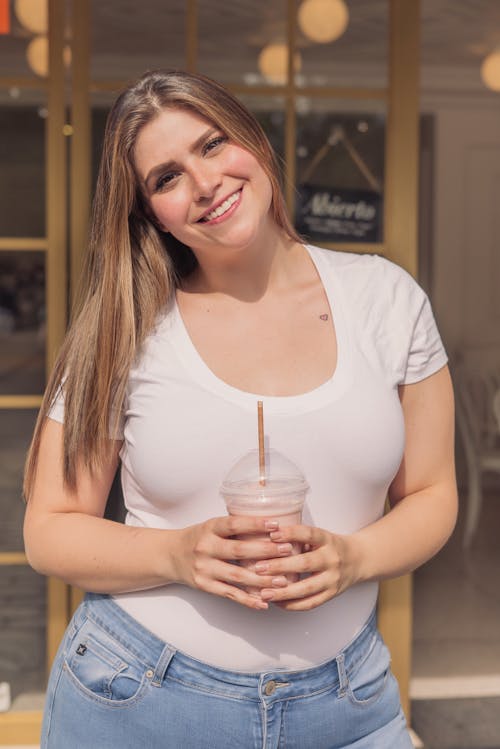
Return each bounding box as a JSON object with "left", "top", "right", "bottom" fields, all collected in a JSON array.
[
  {"left": 0, "top": 11, "right": 43, "bottom": 77},
  {"left": 0, "top": 252, "right": 45, "bottom": 395},
  {"left": 238, "top": 94, "right": 286, "bottom": 165},
  {"left": 295, "top": 99, "right": 386, "bottom": 243},
  {"left": 91, "top": 0, "right": 186, "bottom": 82},
  {"left": 0, "top": 92, "right": 46, "bottom": 237},
  {"left": 198, "top": 0, "right": 288, "bottom": 86},
  {"left": 0, "top": 410, "right": 37, "bottom": 552},
  {"left": 0, "top": 565, "right": 46, "bottom": 711},
  {"left": 295, "top": 0, "right": 388, "bottom": 88}
]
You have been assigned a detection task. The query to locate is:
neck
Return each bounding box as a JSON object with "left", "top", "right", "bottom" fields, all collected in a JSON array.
[{"left": 182, "top": 225, "right": 303, "bottom": 302}]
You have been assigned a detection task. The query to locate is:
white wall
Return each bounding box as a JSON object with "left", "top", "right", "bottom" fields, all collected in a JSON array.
[{"left": 422, "top": 82, "right": 500, "bottom": 372}]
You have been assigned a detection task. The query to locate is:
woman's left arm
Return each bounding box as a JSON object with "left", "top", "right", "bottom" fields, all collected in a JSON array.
[{"left": 257, "top": 365, "right": 458, "bottom": 610}]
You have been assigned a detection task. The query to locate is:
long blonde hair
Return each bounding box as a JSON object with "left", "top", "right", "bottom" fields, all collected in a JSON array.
[{"left": 24, "top": 69, "right": 302, "bottom": 496}]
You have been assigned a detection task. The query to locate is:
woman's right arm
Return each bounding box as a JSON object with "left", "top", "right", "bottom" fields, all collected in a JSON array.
[{"left": 23, "top": 418, "right": 286, "bottom": 608}]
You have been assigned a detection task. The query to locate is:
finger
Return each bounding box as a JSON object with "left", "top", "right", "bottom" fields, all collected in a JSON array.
[
  {"left": 254, "top": 549, "right": 321, "bottom": 576},
  {"left": 214, "top": 582, "right": 269, "bottom": 611},
  {"left": 212, "top": 515, "right": 281, "bottom": 538},
  {"left": 260, "top": 572, "right": 327, "bottom": 603},
  {"left": 219, "top": 538, "right": 296, "bottom": 562},
  {"left": 213, "top": 560, "right": 289, "bottom": 590},
  {"left": 201, "top": 578, "right": 269, "bottom": 610},
  {"left": 274, "top": 590, "right": 333, "bottom": 611},
  {"left": 268, "top": 525, "right": 329, "bottom": 546}
]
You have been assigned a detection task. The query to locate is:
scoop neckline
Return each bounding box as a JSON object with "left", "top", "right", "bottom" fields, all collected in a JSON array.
[{"left": 168, "top": 245, "right": 351, "bottom": 414}]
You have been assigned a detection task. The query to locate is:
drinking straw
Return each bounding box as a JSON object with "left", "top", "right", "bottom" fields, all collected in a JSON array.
[{"left": 257, "top": 400, "right": 266, "bottom": 485}]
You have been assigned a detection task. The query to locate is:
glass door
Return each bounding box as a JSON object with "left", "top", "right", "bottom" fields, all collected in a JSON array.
[{"left": 0, "top": 1, "right": 419, "bottom": 742}]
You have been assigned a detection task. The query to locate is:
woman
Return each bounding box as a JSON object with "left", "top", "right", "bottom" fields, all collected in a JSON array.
[{"left": 24, "top": 70, "right": 457, "bottom": 748}]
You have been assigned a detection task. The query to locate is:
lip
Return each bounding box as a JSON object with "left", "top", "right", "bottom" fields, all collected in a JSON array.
[{"left": 196, "top": 189, "right": 242, "bottom": 225}]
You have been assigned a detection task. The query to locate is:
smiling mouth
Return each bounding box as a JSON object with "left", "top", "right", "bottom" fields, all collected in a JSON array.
[{"left": 198, "top": 190, "right": 242, "bottom": 223}]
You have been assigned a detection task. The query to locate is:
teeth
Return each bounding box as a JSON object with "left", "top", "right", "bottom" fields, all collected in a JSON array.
[{"left": 203, "top": 191, "right": 239, "bottom": 221}]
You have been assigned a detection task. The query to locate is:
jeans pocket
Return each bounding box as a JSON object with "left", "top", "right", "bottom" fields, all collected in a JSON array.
[
  {"left": 347, "top": 632, "right": 391, "bottom": 706},
  {"left": 64, "top": 616, "right": 149, "bottom": 705}
]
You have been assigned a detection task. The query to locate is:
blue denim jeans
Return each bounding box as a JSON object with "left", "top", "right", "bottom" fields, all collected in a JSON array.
[{"left": 41, "top": 593, "right": 413, "bottom": 748}]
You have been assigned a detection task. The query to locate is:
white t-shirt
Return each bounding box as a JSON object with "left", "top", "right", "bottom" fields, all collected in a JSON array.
[{"left": 49, "top": 246, "right": 447, "bottom": 671}]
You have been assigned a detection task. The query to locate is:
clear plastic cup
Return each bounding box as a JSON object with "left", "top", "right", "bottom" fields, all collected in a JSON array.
[{"left": 220, "top": 448, "right": 309, "bottom": 593}]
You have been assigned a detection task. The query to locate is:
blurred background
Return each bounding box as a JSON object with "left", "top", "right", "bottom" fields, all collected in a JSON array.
[{"left": 0, "top": 1, "right": 499, "bottom": 747}]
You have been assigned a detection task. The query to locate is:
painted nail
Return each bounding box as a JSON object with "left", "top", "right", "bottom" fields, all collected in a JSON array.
[
  {"left": 269, "top": 531, "right": 284, "bottom": 541},
  {"left": 272, "top": 576, "right": 287, "bottom": 587},
  {"left": 255, "top": 600, "right": 269, "bottom": 610},
  {"left": 265, "top": 520, "right": 279, "bottom": 530}
]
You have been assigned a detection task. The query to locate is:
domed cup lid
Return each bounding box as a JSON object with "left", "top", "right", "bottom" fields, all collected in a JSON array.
[{"left": 220, "top": 449, "right": 308, "bottom": 514}]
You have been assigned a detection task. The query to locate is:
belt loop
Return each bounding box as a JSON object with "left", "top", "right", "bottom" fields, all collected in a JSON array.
[
  {"left": 335, "top": 652, "right": 348, "bottom": 698},
  {"left": 151, "top": 644, "right": 175, "bottom": 687}
]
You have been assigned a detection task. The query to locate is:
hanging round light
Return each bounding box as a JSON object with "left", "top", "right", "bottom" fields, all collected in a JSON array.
[
  {"left": 26, "top": 35, "right": 72, "bottom": 77},
  {"left": 480, "top": 50, "right": 500, "bottom": 92},
  {"left": 258, "top": 43, "right": 302, "bottom": 85},
  {"left": 26, "top": 35, "right": 48, "bottom": 76},
  {"left": 15, "top": 0, "right": 48, "bottom": 35},
  {"left": 298, "top": 0, "right": 349, "bottom": 44}
]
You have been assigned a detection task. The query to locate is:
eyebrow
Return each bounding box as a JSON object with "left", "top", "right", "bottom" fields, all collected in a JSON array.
[{"left": 143, "top": 126, "right": 219, "bottom": 191}]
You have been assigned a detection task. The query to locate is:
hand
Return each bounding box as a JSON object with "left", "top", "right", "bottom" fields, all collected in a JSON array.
[
  {"left": 175, "top": 516, "right": 295, "bottom": 611},
  {"left": 253, "top": 524, "right": 358, "bottom": 611}
]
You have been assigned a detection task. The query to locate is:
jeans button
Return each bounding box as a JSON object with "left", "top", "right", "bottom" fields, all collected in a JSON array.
[{"left": 264, "top": 680, "right": 276, "bottom": 696}]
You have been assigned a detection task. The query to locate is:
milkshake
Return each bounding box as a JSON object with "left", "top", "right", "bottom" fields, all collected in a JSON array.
[{"left": 220, "top": 448, "right": 309, "bottom": 591}]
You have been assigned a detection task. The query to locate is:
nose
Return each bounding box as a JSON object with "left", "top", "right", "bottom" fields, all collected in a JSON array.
[{"left": 190, "top": 161, "right": 222, "bottom": 202}]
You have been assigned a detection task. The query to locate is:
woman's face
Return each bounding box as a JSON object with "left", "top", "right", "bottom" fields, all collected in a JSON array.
[{"left": 134, "top": 107, "right": 274, "bottom": 259}]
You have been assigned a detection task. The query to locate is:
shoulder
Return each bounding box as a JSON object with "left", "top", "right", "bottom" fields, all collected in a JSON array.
[
  {"left": 306, "top": 245, "right": 426, "bottom": 312},
  {"left": 306, "top": 245, "right": 447, "bottom": 383}
]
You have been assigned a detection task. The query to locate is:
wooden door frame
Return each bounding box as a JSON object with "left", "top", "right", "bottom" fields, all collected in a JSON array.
[{"left": 0, "top": 0, "right": 420, "bottom": 742}]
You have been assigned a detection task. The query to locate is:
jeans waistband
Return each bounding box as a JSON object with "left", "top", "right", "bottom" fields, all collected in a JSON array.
[{"left": 80, "top": 593, "right": 378, "bottom": 702}]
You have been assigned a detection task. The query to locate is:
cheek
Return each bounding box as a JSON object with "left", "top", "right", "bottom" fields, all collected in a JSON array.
[
  {"left": 229, "top": 150, "right": 273, "bottom": 205},
  {"left": 150, "top": 192, "right": 188, "bottom": 227},
  {"left": 225, "top": 146, "right": 267, "bottom": 180}
]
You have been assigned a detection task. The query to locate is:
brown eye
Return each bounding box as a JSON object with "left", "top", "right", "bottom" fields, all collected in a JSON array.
[
  {"left": 155, "top": 172, "right": 178, "bottom": 191},
  {"left": 203, "top": 135, "right": 228, "bottom": 155}
]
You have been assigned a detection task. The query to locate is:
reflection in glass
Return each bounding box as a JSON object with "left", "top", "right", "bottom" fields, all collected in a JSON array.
[
  {"left": 91, "top": 0, "right": 185, "bottom": 81},
  {"left": 238, "top": 95, "right": 286, "bottom": 167},
  {"left": 0, "top": 13, "right": 42, "bottom": 78},
  {"left": 295, "top": 102, "right": 385, "bottom": 243},
  {"left": 0, "top": 565, "right": 46, "bottom": 709},
  {"left": 0, "top": 98, "right": 45, "bottom": 237},
  {"left": 0, "top": 410, "right": 37, "bottom": 552},
  {"left": 198, "top": 0, "right": 287, "bottom": 85},
  {"left": 295, "top": 0, "right": 388, "bottom": 88},
  {"left": 0, "top": 252, "right": 45, "bottom": 395}
]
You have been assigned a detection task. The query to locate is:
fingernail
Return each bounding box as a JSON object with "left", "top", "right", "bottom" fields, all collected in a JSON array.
[
  {"left": 272, "top": 576, "right": 287, "bottom": 587},
  {"left": 261, "top": 590, "right": 275, "bottom": 601},
  {"left": 255, "top": 600, "right": 269, "bottom": 610},
  {"left": 269, "top": 531, "right": 284, "bottom": 541},
  {"left": 265, "top": 520, "right": 279, "bottom": 530},
  {"left": 255, "top": 562, "right": 269, "bottom": 573},
  {"left": 277, "top": 543, "right": 293, "bottom": 554}
]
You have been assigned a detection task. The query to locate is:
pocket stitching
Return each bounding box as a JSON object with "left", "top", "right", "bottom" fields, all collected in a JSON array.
[
  {"left": 346, "top": 665, "right": 390, "bottom": 707},
  {"left": 62, "top": 660, "right": 151, "bottom": 708},
  {"left": 64, "top": 622, "right": 147, "bottom": 706},
  {"left": 345, "top": 633, "right": 392, "bottom": 707}
]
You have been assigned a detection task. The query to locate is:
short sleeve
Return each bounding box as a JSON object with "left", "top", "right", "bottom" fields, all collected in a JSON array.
[
  {"left": 401, "top": 285, "right": 448, "bottom": 385},
  {"left": 47, "top": 382, "right": 125, "bottom": 440}
]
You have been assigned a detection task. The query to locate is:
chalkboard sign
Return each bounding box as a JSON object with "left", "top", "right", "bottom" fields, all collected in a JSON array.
[{"left": 295, "top": 184, "right": 382, "bottom": 243}]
